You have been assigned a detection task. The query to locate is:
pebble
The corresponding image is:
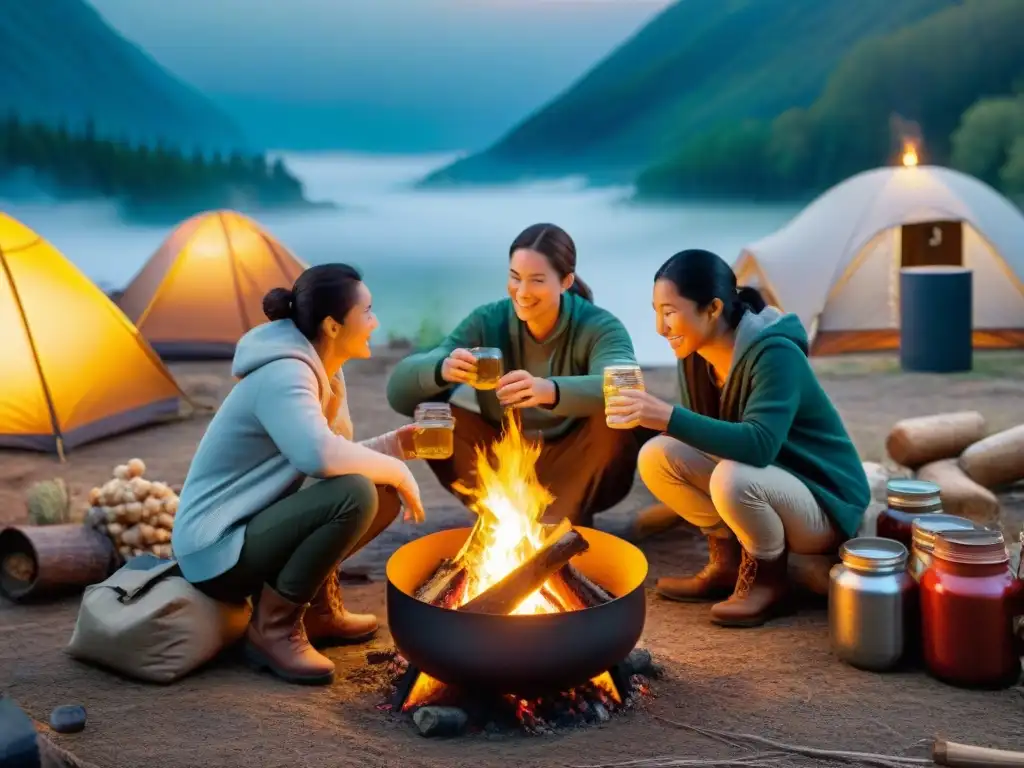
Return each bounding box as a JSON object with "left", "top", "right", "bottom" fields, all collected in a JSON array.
[
  {"left": 50, "top": 704, "right": 87, "bottom": 734},
  {"left": 590, "top": 702, "right": 610, "bottom": 724},
  {"left": 412, "top": 706, "right": 468, "bottom": 737}
]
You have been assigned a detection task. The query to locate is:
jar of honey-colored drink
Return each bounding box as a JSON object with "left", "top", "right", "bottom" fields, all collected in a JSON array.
[
  {"left": 603, "top": 364, "right": 645, "bottom": 430},
  {"left": 920, "top": 529, "right": 1024, "bottom": 689},
  {"left": 412, "top": 403, "right": 455, "bottom": 460},
  {"left": 469, "top": 347, "right": 503, "bottom": 390}
]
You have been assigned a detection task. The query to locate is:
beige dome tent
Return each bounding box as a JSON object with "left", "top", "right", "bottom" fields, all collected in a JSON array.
[
  {"left": 119, "top": 210, "right": 307, "bottom": 358},
  {"left": 735, "top": 165, "right": 1024, "bottom": 355},
  {"left": 0, "top": 212, "right": 183, "bottom": 457}
]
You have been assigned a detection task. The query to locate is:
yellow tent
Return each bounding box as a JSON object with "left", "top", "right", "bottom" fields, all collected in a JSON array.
[
  {"left": 118, "top": 210, "right": 307, "bottom": 358},
  {"left": 0, "top": 213, "right": 183, "bottom": 456}
]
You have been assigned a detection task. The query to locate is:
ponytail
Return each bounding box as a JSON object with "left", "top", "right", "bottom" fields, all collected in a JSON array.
[
  {"left": 726, "top": 286, "right": 766, "bottom": 328},
  {"left": 568, "top": 274, "right": 594, "bottom": 303}
]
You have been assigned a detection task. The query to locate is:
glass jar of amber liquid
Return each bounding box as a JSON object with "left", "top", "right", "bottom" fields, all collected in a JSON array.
[
  {"left": 412, "top": 403, "right": 455, "bottom": 460},
  {"left": 469, "top": 347, "right": 503, "bottom": 390},
  {"left": 604, "top": 364, "right": 646, "bottom": 429},
  {"left": 877, "top": 479, "right": 943, "bottom": 551},
  {"left": 920, "top": 529, "right": 1023, "bottom": 689}
]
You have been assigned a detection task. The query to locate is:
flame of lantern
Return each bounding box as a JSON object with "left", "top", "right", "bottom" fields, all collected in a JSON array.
[{"left": 901, "top": 142, "right": 919, "bottom": 167}]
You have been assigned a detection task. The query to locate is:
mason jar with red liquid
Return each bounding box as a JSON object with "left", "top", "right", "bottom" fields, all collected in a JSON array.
[
  {"left": 877, "top": 480, "right": 943, "bottom": 551},
  {"left": 920, "top": 529, "right": 1024, "bottom": 689}
]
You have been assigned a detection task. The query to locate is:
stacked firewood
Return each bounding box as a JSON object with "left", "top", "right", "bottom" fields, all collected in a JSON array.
[{"left": 84, "top": 459, "right": 178, "bottom": 560}]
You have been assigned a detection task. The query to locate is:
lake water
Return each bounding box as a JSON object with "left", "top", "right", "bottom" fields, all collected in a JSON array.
[{"left": 2, "top": 152, "right": 800, "bottom": 365}]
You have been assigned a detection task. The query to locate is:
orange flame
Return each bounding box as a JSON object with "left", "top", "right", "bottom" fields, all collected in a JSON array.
[
  {"left": 452, "top": 413, "right": 560, "bottom": 614},
  {"left": 402, "top": 415, "right": 615, "bottom": 712}
]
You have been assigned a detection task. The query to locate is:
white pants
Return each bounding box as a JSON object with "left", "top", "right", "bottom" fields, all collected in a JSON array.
[{"left": 637, "top": 435, "right": 840, "bottom": 559}]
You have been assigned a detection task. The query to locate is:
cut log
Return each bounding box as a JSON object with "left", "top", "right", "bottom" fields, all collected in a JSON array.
[
  {"left": 559, "top": 564, "right": 615, "bottom": 606},
  {"left": 413, "top": 513, "right": 489, "bottom": 605},
  {"left": 431, "top": 569, "right": 468, "bottom": 608},
  {"left": 414, "top": 559, "right": 463, "bottom": 603},
  {"left": 458, "top": 527, "right": 589, "bottom": 615}
]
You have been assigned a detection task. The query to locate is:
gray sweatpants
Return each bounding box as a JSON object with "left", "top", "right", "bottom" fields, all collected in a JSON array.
[{"left": 637, "top": 435, "right": 840, "bottom": 559}]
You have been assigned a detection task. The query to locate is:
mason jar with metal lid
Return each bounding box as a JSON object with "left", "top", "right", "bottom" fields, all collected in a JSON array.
[
  {"left": 909, "top": 514, "right": 976, "bottom": 582},
  {"left": 877, "top": 479, "right": 943, "bottom": 550},
  {"left": 921, "top": 529, "right": 1024, "bottom": 689},
  {"left": 829, "top": 537, "right": 917, "bottom": 672}
]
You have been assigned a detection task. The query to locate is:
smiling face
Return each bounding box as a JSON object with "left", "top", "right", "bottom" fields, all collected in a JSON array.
[
  {"left": 323, "top": 281, "right": 378, "bottom": 360},
  {"left": 653, "top": 278, "right": 723, "bottom": 359},
  {"left": 508, "top": 247, "right": 573, "bottom": 325}
]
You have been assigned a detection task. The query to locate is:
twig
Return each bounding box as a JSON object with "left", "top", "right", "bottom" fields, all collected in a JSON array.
[
  {"left": 654, "top": 717, "right": 931, "bottom": 768},
  {"left": 570, "top": 754, "right": 790, "bottom": 768}
]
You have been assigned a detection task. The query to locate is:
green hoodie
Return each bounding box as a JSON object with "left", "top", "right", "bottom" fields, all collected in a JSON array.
[
  {"left": 386, "top": 292, "right": 636, "bottom": 441},
  {"left": 668, "top": 307, "right": 869, "bottom": 539}
]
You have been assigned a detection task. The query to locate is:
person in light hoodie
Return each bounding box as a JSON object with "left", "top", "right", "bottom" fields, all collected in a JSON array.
[{"left": 172, "top": 263, "right": 425, "bottom": 686}]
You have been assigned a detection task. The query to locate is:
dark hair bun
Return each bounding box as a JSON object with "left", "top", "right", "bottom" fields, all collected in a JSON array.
[{"left": 263, "top": 287, "right": 295, "bottom": 321}]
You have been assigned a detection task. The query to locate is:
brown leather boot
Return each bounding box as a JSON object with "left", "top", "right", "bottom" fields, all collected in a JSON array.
[
  {"left": 304, "top": 570, "right": 378, "bottom": 647},
  {"left": 655, "top": 529, "right": 742, "bottom": 602},
  {"left": 245, "top": 585, "right": 335, "bottom": 685},
  {"left": 709, "top": 549, "right": 790, "bottom": 627}
]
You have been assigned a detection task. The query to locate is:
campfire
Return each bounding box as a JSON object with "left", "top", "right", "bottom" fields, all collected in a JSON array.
[{"left": 382, "top": 414, "right": 654, "bottom": 736}]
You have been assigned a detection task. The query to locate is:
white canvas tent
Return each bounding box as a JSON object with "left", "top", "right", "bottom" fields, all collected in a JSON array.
[{"left": 735, "top": 165, "right": 1024, "bottom": 354}]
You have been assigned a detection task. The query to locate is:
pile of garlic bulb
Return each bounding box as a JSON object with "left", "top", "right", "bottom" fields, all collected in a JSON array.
[{"left": 84, "top": 459, "right": 178, "bottom": 560}]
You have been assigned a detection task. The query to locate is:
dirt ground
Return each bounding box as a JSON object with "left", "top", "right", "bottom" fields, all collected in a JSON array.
[{"left": 1, "top": 350, "right": 1023, "bottom": 768}]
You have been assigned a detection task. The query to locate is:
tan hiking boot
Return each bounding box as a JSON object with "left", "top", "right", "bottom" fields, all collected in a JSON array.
[
  {"left": 656, "top": 530, "right": 741, "bottom": 602},
  {"left": 710, "top": 549, "right": 790, "bottom": 628},
  {"left": 304, "top": 571, "right": 379, "bottom": 647},
  {"left": 245, "top": 585, "right": 335, "bottom": 685}
]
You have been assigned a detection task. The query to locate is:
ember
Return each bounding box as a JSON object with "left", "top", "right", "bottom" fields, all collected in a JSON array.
[
  {"left": 382, "top": 414, "right": 654, "bottom": 735},
  {"left": 379, "top": 647, "right": 657, "bottom": 736}
]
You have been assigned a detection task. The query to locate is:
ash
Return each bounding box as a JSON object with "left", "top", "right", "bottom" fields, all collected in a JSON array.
[{"left": 372, "top": 647, "right": 660, "bottom": 737}]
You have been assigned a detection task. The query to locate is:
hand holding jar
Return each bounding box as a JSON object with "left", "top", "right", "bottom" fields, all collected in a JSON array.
[
  {"left": 605, "top": 390, "right": 674, "bottom": 432},
  {"left": 440, "top": 348, "right": 478, "bottom": 385}
]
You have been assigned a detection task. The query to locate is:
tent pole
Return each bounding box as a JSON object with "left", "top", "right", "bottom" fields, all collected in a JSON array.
[
  {"left": 218, "top": 212, "right": 252, "bottom": 331},
  {"left": 0, "top": 243, "right": 66, "bottom": 460}
]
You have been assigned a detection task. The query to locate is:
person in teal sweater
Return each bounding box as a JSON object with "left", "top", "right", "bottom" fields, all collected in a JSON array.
[
  {"left": 387, "top": 223, "right": 648, "bottom": 524},
  {"left": 606, "top": 249, "right": 870, "bottom": 628}
]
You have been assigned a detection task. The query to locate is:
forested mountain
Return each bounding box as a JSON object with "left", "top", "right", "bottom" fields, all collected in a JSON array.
[
  {"left": 1, "top": 0, "right": 246, "bottom": 151},
  {"left": 423, "top": 0, "right": 955, "bottom": 186},
  {"left": 636, "top": 0, "right": 1024, "bottom": 201}
]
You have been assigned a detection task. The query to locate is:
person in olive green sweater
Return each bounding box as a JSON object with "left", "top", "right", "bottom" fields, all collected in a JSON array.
[
  {"left": 387, "top": 223, "right": 649, "bottom": 524},
  {"left": 606, "top": 249, "right": 869, "bottom": 628}
]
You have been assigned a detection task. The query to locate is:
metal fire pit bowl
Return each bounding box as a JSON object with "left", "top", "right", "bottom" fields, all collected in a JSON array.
[{"left": 385, "top": 526, "right": 648, "bottom": 695}]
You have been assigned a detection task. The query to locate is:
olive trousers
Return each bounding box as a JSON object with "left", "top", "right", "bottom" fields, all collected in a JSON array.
[{"left": 193, "top": 475, "right": 401, "bottom": 604}]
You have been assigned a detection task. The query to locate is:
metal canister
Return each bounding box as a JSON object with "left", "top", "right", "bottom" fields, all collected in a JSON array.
[
  {"left": 909, "top": 514, "right": 976, "bottom": 582},
  {"left": 829, "top": 537, "right": 916, "bottom": 672}
]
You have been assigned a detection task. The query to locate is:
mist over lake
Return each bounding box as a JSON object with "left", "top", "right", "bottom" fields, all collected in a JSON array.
[{"left": 3, "top": 152, "right": 799, "bottom": 365}]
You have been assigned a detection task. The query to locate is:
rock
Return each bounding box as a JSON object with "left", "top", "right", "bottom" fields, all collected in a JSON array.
[
  {"left": 49, "top": 704, "right": 87, "bottom": 734},
  {"left": 590, "top": 702, "right": 610, "bottom": 724},
  {"left": 863, "top": 462, "right": 890, "bottom": 505},
  {"left": 625, "top": 647, "right": 653, "bottom": 675},
  {"left": 412, "top": 706, "right": 468, "bottom": 737}
]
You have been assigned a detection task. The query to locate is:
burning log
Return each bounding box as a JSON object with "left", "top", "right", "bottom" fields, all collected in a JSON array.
[
  {"left": 414, "top": 560, "right": 462, "bottom": 604},
  {"left": 458, "top": 526, "right": 589, "bottom": 615},
  {"left": 414, "top": 514, "right": 490, "bottom": 605},
  {"left": 561, "top": 564, "right": 615, "bottom": 606}
]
